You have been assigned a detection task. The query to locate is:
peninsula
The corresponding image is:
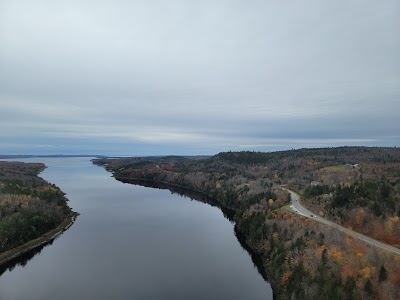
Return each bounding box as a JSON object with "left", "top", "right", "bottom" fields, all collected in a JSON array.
[{"left": 0, "top": 161, "right": 77, "bottom": 266}]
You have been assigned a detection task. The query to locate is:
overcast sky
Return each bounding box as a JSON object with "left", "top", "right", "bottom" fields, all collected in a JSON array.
[{"left": 0, "top": 0, "right": 399, "bottom": 155}]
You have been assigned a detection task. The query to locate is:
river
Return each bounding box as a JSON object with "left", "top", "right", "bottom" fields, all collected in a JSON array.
[{"left": 0, "top": 157, "right": 273, "bottom": 299}]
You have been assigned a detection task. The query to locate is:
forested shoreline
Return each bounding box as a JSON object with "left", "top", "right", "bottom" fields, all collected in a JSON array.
[
  {"left": 94, "top": 147, "right": 400, "bottom": 300},
  {"left": 0, "top": 161, "right": 77, "bottom": 265}
]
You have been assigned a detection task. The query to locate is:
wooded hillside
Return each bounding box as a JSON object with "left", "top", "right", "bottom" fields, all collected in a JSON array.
[
  {"left": 94, "top": 147, "right": 400, "bottom": 300},
  {"left": 0, "top": 161, "right": 75, "bottom": 253}
]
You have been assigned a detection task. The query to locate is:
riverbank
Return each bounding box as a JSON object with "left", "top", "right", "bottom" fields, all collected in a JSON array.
[
  {"left": 114, "top": 175, "right": 279, "bottom": 297},
  {"left": 93, "top": 151, "right": 400, "bottom": 299},
  {"left": 0, "top": 212, "right": 78, "bottom": 268},
  {"left": 116, "top": 176, "right": 236, "bottom": 219}
]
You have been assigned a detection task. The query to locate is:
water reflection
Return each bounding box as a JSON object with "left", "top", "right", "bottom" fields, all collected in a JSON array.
[
  {"left": 118, "top": 178, "right": 235, "bottom": 220},
  {"left": 117, "top": 178, "right": 271, "bottom": 285},
  {"left": 234, "top": 227, "right": 269, "bottom": 282},
  {"left": 0, "top": 233, "right": 60, "bottom": 276},
  {"left": 0, "top": 157, "right": 273, "bottom": 300}
]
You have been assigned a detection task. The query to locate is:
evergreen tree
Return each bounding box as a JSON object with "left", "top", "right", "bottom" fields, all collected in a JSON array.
[
  {"left": 364, "top": 279, "right": 373, "bottom": 297},
  {"left": 321, "top": 248, "right": 328, "bottom": 265},
  {"left": 379, "top": 265, "right": 388, "bottom": 282}
]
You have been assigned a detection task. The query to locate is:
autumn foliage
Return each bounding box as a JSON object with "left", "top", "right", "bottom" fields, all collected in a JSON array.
[
  {"left": 94, "top": 147, "right": 400, "bottom": 300},
  {"left": 0, "top": 161, "right": 75, "bottom": 253}
]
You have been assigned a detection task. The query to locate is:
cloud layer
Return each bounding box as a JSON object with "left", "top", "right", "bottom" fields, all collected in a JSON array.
[{"left": 1, "top": 0, "right": 399, "bottom": 155}]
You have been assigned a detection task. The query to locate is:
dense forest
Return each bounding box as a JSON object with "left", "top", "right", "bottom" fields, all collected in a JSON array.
[
  {"left": 94, "top": 146, "right": 400, "bottom": 300},
  {"left": 0, "top": 161, "right": 76, "bottom": 254}
]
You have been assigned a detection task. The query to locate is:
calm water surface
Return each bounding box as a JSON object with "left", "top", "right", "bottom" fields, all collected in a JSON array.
[{"left": 0, "top": 157, "right": 273, "bottom": 300}]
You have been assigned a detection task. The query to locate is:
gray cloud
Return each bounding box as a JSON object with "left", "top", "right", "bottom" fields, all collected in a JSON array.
[{"left": 0, "top": 0, "right": 399, "bottom": 155}]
